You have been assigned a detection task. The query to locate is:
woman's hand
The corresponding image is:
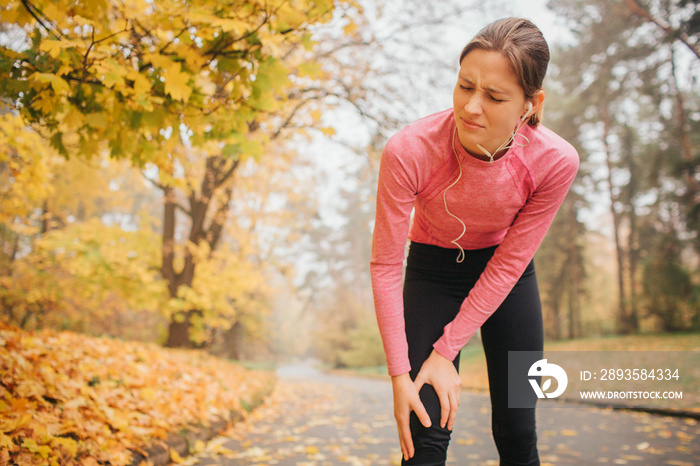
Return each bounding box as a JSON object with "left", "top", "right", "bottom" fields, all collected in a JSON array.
[
  {"left": 391, "top": 372, "right": 431, "bottom": 461},
  {"left": 414, "top": 349, "right": 462, "bottom": 430}
]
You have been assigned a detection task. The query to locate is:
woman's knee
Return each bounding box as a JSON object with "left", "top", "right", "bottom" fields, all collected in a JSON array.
[{"left": 404, "top": 413, "right": 452, "bottom": 466}]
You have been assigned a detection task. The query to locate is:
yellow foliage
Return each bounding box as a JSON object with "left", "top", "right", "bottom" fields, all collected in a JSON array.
[
  {"left": 1, "top": 219, "right": 167, "bottom": 332},
  {"left": 0, "top": 114, "right": 55, "bottom": 224},
  {"left": 0, "top": 323, "right": 275, "bottom": 465},
  {"left": 0, "top": 0, "right": 341, "bottom": 164}
]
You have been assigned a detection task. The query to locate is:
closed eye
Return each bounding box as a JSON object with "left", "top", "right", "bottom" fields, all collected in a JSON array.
[{"left": 460, "top": 85, "right": 505, "bottom": 103}]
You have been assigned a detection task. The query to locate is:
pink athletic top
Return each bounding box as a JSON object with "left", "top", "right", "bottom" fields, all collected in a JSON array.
[{"left": 370, "top": 109, "right": 579, "bottom": 376}]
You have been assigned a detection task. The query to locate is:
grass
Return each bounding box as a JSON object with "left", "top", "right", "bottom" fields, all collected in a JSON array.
[
  {"left": 458, "top": 332, "right": 700, "bottom": 413},
  {"left": 331, "top": 332, "right": 700, "bottom": 414}
]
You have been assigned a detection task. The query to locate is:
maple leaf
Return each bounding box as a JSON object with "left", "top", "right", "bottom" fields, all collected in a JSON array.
[{"left": 164, "top": 63, "right": 193, "bottom": 103}]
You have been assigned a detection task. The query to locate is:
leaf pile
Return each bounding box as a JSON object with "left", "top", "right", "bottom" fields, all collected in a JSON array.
[{"left": 0, "top": 323, "right": 275, "bottom": 465}]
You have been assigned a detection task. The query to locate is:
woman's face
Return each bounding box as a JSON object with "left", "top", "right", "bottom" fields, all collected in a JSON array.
[{"left": 453, "top": 49, "right": 530, "bottom": 159}]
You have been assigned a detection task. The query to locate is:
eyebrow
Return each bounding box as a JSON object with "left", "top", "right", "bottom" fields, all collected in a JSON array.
[{"left": 459, "top": 76, "right": 510, "bottom": 95}]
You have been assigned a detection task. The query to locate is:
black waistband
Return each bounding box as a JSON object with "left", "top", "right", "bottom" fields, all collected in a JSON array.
[{"left": 406, "top": 241, "right": 498, "bottom": 275}]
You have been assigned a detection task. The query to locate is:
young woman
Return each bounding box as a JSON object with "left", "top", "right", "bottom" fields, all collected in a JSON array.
[{"left": 370, "top": 18, "right": 579, "bottom": 465}]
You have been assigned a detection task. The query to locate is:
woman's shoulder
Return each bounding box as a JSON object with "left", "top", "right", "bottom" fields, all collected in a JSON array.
[
  {"left": 384, "top": 109, "right": 454, "bottom": 162},
  {"left": 523, "top": 124, "right": 579, "bottom": 170}
]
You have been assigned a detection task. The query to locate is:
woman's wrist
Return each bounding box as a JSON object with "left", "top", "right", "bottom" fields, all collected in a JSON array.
[{"left": 391, "top": 372, "right": 411, "bottom": 382}]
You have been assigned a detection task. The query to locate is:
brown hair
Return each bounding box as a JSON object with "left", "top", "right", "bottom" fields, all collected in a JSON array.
[{"left": 459, "top": 18, "right": 549, "bottom": 126}]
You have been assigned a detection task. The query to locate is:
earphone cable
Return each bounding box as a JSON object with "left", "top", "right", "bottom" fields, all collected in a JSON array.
[{"left": 444, "top": 126, "right": 467, "bottom": 263}]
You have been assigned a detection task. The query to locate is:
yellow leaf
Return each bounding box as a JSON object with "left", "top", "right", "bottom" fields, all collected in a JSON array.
[
  {"left": 456, "top": 438, "right": 475, "bottom": 445},
  {"left": 21, "top": 438, "right": 51, "bottom": 459},
  {"left": 257, "top": 57, "right": 290, "bottom": 91},
  {"left": 298, "top": 62, "right": 322, "bottom": 78},
  {"left": 275, "top": 4, "right": 307, "bottom": 30},
  {"left": 72, "top": 15, "right": 95, "bottom": 26},
  {"left": 140, "top": 387, "right": 156, "bottom": 400},
  {"left": 212, "top": 18, "right": 248, "bottom": 34},
  {"left": 343, "top": 20, "right": 358, "bottom": 36},
  {"left": 31, "top": 94, "right": 56, "bottom": 114},
  {"left": 192, "top": 440, "right": 205, "bottom": 453},
  {"left": 0, "top": 433, "right": 13, "bottom": 449},
  {"left": 301, "top": 32, "right": 315, "bottom": 51},
  {"left": 320, "top": 126, "right": 336, "bottom": 136},
  {"left": 60, "top": 105, "right": 86, "bottom": 131},
  {"left": 30, "top": 72, "right": 69, "bottom": 95},
  {"left": 188, "top": 11, "right": 219, "bottom": 24},
  {"left": 143, "top": 53, "right": 174, "bottom": 70},
  {"left": 0, "top": 45, "right": 22, "bottom": 61},
  {"left": 305, "top": 445, "right": 319, "bottom": 455},
  {"left": 85, "top": 112, "right": 108, "bottom": 130},
  {"left": 56, "top": 65, "right": 73, "bottom": 76},
  {"left": 561, "top": 429, "right": 578, "bottom": 437},
  {"left": 52, "top": 437, "right": 78, "bottom": 457},
  {"left": 39, "top": 40, "right": 64, "bottom": 59},
  {"left": 164, "top": 63, "right": 192, "bottom": 103},
  {"left": 183, "top": 50, "right": 207, "bottom": 70},
  {"left": 0, "top": 5, "right": 29, "bottom": 24},
  {"left": 100, "top": 59, "right": 126, "bottom": 89},
  {"left": 127, "top": 69, "right": 152, "bottom": 95},
  {"left": 169, "top": 447, "right": 184, "bottom": 463},
  {"left": 51, "top": 76, "right": 70, "bottom": 95},
  {"left": 16, "top": 379, "right": 46, "bottom": 399}
]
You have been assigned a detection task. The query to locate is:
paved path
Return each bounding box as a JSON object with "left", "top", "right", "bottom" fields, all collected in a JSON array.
[{"left": 183, "top": 365, "right": 699, "bottom": 466}]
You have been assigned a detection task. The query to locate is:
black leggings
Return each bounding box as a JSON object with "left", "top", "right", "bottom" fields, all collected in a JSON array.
[{"left": 402, "top": 242, "right": 543, "bottom": 466}]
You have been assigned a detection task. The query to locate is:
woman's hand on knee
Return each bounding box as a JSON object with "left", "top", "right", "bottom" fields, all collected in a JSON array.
[
  {"left": 414, "top": 349, "right": 461, "bottom": 431},
  {"left": 391, "top": 372, "right": 431, "bottom": 461}
]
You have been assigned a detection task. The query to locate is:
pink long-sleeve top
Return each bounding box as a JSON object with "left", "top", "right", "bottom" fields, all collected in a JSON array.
[{"left": 370, "top": 109, "right": 579, "bottom": 376}]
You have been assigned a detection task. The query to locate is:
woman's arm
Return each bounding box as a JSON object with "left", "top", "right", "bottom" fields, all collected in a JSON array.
[
  {"left": 370, "top": 137, "right": 421, "bottom": 376},
  {"left": 370, "top": 138, "right": 435, "bottom": 461},
  {"left": 433, "top": 148, "right": 580, "bottom": 361}
]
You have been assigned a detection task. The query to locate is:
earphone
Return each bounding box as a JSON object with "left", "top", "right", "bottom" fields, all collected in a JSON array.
[
  {"left": 448, "top": 101, "right": 534, "bottom": 261},
  {"left": 476, "top": 101, "right": 534, "bottom": 163}
]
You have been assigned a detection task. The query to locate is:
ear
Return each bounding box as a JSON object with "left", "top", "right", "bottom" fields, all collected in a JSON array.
[{"left": 527, "top": 90, "right": 545, "bottom": 116}]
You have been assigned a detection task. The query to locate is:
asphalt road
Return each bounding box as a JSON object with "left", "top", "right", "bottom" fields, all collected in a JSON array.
[{"left": 183, "top": 364, "right": 699, "bottom": 466}]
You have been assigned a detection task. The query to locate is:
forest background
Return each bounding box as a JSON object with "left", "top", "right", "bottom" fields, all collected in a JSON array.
[{"left": 1, "top": 0, "right": 698, "bottom": 370}]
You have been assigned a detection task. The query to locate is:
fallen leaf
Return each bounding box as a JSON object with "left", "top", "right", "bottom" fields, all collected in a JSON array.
[{"left": 170, "top": 447, "right": 184, "bottom": 463}]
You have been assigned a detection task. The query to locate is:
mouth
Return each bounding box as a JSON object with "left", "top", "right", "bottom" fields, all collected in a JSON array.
[{"left": 459, "top": 117, "right": 484, "bottom": 130}]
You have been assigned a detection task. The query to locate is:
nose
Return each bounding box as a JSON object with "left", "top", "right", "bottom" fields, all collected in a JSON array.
[{"left": 463, "top": 93, "right": 484, "bottom": 115}]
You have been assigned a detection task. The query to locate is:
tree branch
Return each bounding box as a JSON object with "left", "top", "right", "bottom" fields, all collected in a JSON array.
[
  {"left": 141, "top": 170, "right": 192, "bottom": 216},
  {"left": 624, "top": 0, "right": 700, "bottom": 60},
  {"left": 214, "top": 158, "right": 241, "bottom": 189},
  {"left": 20, "top": 0, "right": 61, "bottom": 39}
]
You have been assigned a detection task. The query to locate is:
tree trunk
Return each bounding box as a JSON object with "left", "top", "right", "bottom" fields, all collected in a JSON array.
[
  {"left": 162, "top": 184, "right": 190, "bottom": 347},
  {"left": 41, "top": 199, "right": 50, "bottom": 234},
  {"left": 623, "top": 126, "right": 640, "bottom": 333},
  {"left": 166, "top": 311, "right": 193, "bottom": 348},
  {"left": 567, "top": 201, "right": 582, "bottom": 339},
  {"left": 550, "top": 295, "right": 562, "bottom": 341},
  {"left": 601, "top": 103, "right": 630, "bottom": 334},
  {"left": 163, "top": 155, "right": 239, "bottom": 348},
  {"left": 670, "top": 47, "right": 699, "bottom": 262}
]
